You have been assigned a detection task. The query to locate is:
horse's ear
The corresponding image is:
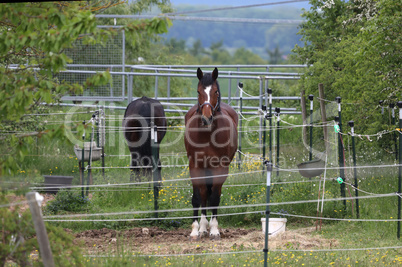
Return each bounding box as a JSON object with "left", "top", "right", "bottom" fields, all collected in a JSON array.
[
  {"left": 212, "top": 67, "right": 218, "bottom": 81},
  {"left": 197, "top": 68, "right": 203, "bottom": 80}
]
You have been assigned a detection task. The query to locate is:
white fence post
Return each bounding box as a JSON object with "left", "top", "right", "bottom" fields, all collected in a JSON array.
[{"left": 26, "top": 192, "right": 55, "bottom": 267}]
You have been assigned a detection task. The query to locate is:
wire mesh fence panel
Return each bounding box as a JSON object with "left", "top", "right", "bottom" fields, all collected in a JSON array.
[{"left": 58, "top": 31, "right": 124, "bottom": 98}]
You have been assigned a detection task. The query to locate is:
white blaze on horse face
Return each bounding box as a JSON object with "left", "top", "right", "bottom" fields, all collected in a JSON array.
[
  {"left": 209, "top": 217, "right": 220, "bottom": 237},
  {"left": 204, "top": 85, "right": 212, "bottom": 104}
]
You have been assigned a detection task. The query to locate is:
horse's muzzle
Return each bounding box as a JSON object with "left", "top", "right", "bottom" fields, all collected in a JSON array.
[{"left": 201, "top": 115, "right": 213, "bottom": 126}]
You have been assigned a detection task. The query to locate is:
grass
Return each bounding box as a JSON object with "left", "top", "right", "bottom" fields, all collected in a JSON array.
[
  {"left": 3, "top": 105, "right": 402, "bottom": 266},
  {"left": 81, "top": 249, "right": 402, "bottom": 266}
]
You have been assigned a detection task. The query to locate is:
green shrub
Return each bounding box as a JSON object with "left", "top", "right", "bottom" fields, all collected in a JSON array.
[
  {"left": 45, "top": 189, "right": 90, "bottom": 214},
  {"left": 0, "top": 190, "right": 84, "bottom": 266}
]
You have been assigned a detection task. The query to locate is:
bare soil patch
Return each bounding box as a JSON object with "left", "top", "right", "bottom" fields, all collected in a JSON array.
[
  {"left": 74, "top": 226, "right": 339, "bottom": 255},
  {"left": 7, "top": 193, "right": 338, "bottom": 255}
]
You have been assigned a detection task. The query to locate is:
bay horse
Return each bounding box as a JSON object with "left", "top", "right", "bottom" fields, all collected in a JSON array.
[
  {"left": 184, "top": 68, "right": 238, "bottom": 240},
  {"left": 122, "top": 96, "right": 167, "bottom": 182}
]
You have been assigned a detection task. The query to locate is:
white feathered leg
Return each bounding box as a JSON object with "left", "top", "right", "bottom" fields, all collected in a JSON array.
[
  {"left": 209, "top": 217, "right": 220, "bottom": 240},
  {"left": 199, "top": 214, "right": 209, "bottom": 237},
  {"left": 190, "top": 221, "right": 199, "bottom": 241}
]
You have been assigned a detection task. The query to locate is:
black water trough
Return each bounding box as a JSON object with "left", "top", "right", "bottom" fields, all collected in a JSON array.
[
  {"left": 43, "top": 175, "right": 74, "bottom": 194},
  {"left": 297, "top": 159, "right": 325, "bottom": 178}
]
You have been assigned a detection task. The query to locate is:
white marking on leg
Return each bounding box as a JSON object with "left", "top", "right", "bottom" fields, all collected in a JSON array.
[
  {"left": 199, "top": 214, "right": 208, "bottom": 236},
  {"left": 209, "top": 217, "right": 220, "bottom": 238},
  {"left": 190, "top": 221, "right": 199, "bottom": 239}
]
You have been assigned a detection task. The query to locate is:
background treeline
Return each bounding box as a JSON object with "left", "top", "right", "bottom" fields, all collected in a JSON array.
[{"left": 161, "top": 4, "right": 304, "bottom": 60}]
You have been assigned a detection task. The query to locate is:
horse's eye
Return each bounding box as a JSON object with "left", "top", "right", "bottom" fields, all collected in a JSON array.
[
  {"left": 215, "top": 91, "right": 219, "bottom": 95},
  {"left": 197, "top": 91, "right": 200, "bottom": 95}
]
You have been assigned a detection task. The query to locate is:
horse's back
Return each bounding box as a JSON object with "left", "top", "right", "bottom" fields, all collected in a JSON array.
[
  {"left": 124, "top": 96, "right": 165, "bottom": 118},
  {"left": 123, "top": 96, "right": 167, "bottom": 146}
]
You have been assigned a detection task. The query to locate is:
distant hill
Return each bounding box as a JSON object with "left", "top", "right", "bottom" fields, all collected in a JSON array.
[{"left": 163, "top": 2, "right": 308, "bottom": 59}]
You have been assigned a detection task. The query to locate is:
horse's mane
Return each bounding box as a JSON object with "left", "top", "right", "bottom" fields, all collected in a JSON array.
[{"left": 199, "top": 73, "right": 221, "bottom": 112}]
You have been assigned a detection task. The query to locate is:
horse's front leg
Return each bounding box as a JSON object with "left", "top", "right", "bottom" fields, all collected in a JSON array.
[
  {"left": 190, "top": 184, "right": 201, "bottom": 241},
  {"left": 198, "top": 185, "right": 208, "bottom": 238},
  {"left": 209, "top": 167, "right": 228, "bottom": 240},
  {"left": 209, "top": 187, "right": 222, "bottom": 240},
  {"left": 189, "top": 165, "right": 209, "bottom": 240},
  {"left": 190, "top": 185, "right": 208, "bottom": 240}
]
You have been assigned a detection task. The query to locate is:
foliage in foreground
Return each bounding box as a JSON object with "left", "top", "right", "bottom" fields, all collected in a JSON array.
[
  {"left": 0, "top": 1, "right": 171, "bottom": 176},
  {"left": 0, "top": 191, "right": 84, "bottom": 266},
  {"left": 0, "top": 1, "right": 171, "bottom": 266}
]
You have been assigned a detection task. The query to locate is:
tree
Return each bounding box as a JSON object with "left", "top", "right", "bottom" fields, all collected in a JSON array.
[
  {"left": 189, "top": 39, "right": 205, "bottom": 57},
  {"left": 0, "top": 2, "right": 171, "bottom": 264},
  {"left": 165, "top": 37, "right": 187, "bottom": 54},
  {"left": 357, "top": 0, "right": 401, "bottom": 101},
  {"left": 266, "top": 45, "right": 283, "bottom": 64},
  {"left": 233, "top": 47, "right": 266, "bottom": 65},
  {"left": 0, "top": 1, "right": 171, "bottom": 176},
  {"left": 292, "top": 0, "right": 400, "bottom": 144}
]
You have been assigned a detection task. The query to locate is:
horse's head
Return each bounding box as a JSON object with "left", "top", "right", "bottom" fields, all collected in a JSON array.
[{"left": 197, "top": 67, "right": 221, "bottom": 126}]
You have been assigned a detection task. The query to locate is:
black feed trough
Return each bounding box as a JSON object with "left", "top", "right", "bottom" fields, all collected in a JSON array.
[
  {"left": 43, "top": 175, "right": 74, "bottom": 194},
  {"left": 297, "top": 159, "right": 325, "bottom": 178}
]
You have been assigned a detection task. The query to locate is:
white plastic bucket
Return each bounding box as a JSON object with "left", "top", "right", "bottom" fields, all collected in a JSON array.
[{"left": 261, "top": 218, "right": 287, "bottom": 236}]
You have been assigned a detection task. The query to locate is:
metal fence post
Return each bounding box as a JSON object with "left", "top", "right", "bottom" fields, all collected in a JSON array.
[
  {"left": 268, "top": 88, "right": 273, "bottom": 162},
  {"left": 308, "top": 94, "right": 314, "bottom": 161},
  {"left": 390, "top": 103, "right": 398, "bottom": 161},
  {"left": 228, "top": 71, "right": 232, "bottom": 104},
  {"left": 127, "top": 73, "right": 133, "bottom": 105},
  {"left": 151, "top": 122, "right": 160, "bottom": 220},
  {"left": 397, "top": 101, "right": 402, "bottom": 239},
  {"left": 154, "top": 70, "right": 159, "bottom": 99},
  {"left": 167, "top": 65, "right": 171, "bottom": 99},
  {"left": 259, "top": 78, "right": 263, "bottom": 152},
  {"left": 263, "top": 161, "right": 272, "bottom": 267},
  {"left": 275, "top": 107, "right": 280, "bottom": 177},
  {"left": 81, "top": 121, "right": 85, "bottom": 198},
  {"left": 348, "top": 120, "right": 359, "bottom": 218},
  {"left": 238, "top": 82, "right": 243, "bottom": 169},
  {"left": 336, "top": 96, "right": 346, "bottom": 210}
]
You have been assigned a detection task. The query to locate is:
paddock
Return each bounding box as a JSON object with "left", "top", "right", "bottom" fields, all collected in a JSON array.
[{"left": 4, "top": 65, "right": 402, "bottom": 265}]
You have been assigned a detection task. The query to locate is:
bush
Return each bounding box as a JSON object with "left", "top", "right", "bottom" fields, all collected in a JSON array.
[
  {"left": 45, "top": 189, "right": 90, "bottom": 214},
  {"left": 0, "top": 190, "right": 84, "bottom": 266}
]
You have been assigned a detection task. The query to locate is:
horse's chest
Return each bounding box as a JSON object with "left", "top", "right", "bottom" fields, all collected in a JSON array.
[{"left": 187, "top": 127, "right": 232, "bottom": 148}]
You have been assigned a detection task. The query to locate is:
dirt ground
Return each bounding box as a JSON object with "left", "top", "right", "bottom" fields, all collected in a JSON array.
[
  {"left": 8, "top": 193, "right": 339, "bottom": 255},
  {"left": 73, "top": 226, "right": 339, "bottom": 255}
]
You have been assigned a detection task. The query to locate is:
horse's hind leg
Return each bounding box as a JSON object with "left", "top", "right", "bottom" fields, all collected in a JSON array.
[
  {"left": 130, "top": 152, "right": 141, "bottom": 183},
  {"left": 130, "top": 169, "right": 141, "bottom": 184}
]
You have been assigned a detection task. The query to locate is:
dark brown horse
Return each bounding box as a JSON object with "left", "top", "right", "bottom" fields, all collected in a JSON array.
[
  {"left": 184, "top": 68, "right": 238, "bottom": 240},
  {"left": 123, "top": 96, "right": 167, "bottom": 182}
]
